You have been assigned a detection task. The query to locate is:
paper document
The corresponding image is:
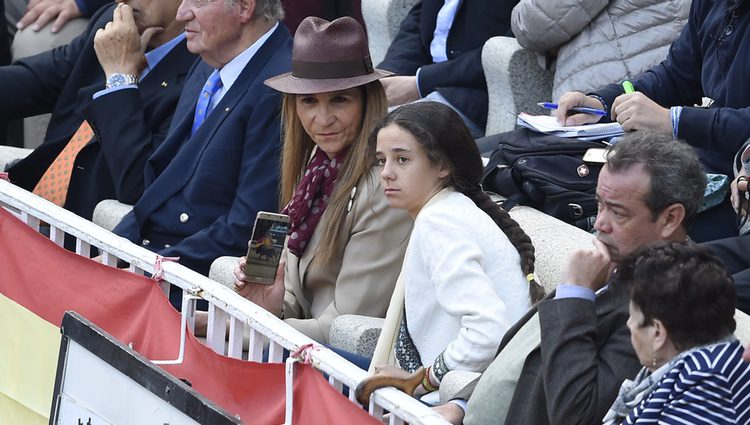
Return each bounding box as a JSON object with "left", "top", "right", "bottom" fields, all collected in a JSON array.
[{"left": 517, "top": 113, "right": 623, "bottom": 140}]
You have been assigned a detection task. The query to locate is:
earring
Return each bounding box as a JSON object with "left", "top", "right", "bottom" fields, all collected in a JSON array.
[{"left": 651, "top": 352, "right": 657, "bottom": 368}]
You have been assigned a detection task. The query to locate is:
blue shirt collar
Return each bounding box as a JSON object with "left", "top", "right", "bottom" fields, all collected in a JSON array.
[
  {"left": 143, "top": 32, "right": 187, "bottom": 78},
  {"left": 216, "top": 22, "right": 278, "bottom": 94}
]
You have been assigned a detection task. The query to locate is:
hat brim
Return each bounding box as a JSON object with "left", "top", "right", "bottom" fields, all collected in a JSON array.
[{"left": 264, "top": 68, "right": 393, "bottom": 94}]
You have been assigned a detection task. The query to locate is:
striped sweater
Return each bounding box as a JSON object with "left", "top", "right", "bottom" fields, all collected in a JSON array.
[{"left": 625, "top": 340, "right": 750, "bottom": 424}]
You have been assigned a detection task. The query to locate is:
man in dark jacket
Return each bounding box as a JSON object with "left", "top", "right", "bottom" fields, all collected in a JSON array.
[
  {"left": 377, "top": 0, "right": 518, "bottom": 137},
  {"left": 4, "top": 0, "right": 195, "bottom": 221},
  {"left": 436, "top": 133, "right": 706, "bottom": 425},
  {"left": 705, "top": 142, "right": 750, "bottom": 313},
  {"left": 555, "top": 0, "right": 750, "bottom": 241},
  {"left": 111, "top": 0, "right": 290, "bottom": 276}
]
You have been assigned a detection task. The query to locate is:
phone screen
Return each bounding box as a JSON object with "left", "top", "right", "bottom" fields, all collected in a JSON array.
[{"left": 244, "top": 212, "right": 289, "bottom": 284}]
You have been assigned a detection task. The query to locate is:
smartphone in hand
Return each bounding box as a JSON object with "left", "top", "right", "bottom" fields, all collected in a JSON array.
[{"left": 244, "top": 212, "right": 290, "bottom": 285}]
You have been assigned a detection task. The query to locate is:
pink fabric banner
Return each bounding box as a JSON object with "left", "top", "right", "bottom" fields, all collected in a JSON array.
[{"left": 0, "top": 207, "right": 379, "bottom": 424}]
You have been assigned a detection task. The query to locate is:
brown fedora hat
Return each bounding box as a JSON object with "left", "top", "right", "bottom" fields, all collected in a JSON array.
[{"left": 265, "top": 16, "right": 392, "bottom": 94}]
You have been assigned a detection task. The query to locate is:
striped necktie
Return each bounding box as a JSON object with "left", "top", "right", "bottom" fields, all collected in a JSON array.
[
  {"left": 191, "top": 69, "right": 223, "bottom": 135},
  {"left": 32, "top": 121, "right": 94, "bottom": 207}
]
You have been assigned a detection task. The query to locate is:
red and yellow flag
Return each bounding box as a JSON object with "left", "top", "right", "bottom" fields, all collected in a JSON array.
[{"left": 0, "top": 207, "right": 378, "bottom": 424}]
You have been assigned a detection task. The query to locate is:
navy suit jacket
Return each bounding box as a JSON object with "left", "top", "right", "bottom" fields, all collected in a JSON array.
[
  {"left": 77, "top": 0, "right": 110, "bottom": 17},
  {"left": 378, "top": 0, "right": 517, "bottom": 130},
  {"left": 5, "top": 4, "right": 196, "bottom": 221},
  {"left": 114, "top": 24, "right": 293, "bottom": 276}
]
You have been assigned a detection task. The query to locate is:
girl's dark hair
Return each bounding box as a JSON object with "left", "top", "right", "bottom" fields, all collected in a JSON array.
[
  {"left": 613, "top": 241, "right": 736, "bottom": 351},
  {"left": 370, "top": 102, "right": 545, "bottom": 304}
]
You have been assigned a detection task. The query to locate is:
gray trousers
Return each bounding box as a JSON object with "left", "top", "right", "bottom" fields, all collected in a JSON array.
[
  {"left": 4, "top": 0, "right": 91, "bottom": 148},
  {"left": 5, "top": 0, "right": 89, "bottom": 59}
]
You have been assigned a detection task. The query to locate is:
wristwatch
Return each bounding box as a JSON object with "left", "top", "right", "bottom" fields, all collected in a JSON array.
[{"left": 105, "top": 73, "right": 139, "bottom": 89}]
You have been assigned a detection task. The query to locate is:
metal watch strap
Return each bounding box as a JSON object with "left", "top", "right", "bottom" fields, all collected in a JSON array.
[{"left": 105, "top": 73, "right": 139, "bottom": 89}]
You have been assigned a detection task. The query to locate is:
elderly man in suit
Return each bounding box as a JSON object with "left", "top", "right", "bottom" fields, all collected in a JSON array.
[
  {"left": 112, "top": 0, "right": 291, "bottom": 279},
  {"left": 377, "top": 0, "right": 517, "bottom": 137},
  {"left": 435, "top": 132, "right": 707, "bottom": 425},
  {"left": 4, "top": 0, "right": 195, "bottom": 222}
]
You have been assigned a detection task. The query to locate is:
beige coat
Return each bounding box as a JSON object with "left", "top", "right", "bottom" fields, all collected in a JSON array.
[
  {"left": 511, "top": 0, "right": 690, "bottom": 100},
  {"left": 282, "top": 167, "right": 413, "bottom": 343}
]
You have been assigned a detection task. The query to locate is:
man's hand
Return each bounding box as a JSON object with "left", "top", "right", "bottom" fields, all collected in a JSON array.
[
  {"left": 562, "top": 239, "right": 612, "bottom": 291},
  {"left": 731, "top": 167, "right": 748, "bottom": 214},
  {"left": 93, "top": 4, "right": 162, "bottom": 77},
  {"left": 555, "top": 91, "right": 606, "bottom": 126},
  {"left": 233, "top": 257, "right": 285, "bottom": 317},
  {"left": 432, "top": 403, "right": 465, "bottom": 425},
  {"left": 17, "top": 0, "right": 82, "bottom": 33},
  {"left": 611, "top": 92, "right": 671, "bottom": 134},
  {"left": 380, "top": 76, "right": 420, "bottom": 107}
]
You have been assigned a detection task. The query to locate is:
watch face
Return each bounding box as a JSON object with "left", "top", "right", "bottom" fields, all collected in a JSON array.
[
  {"left": 109, "top": 74, "right": 127, "bottom": 86},
  {"left": 106, "top": 73, "right": 138, "bottom": 88}
]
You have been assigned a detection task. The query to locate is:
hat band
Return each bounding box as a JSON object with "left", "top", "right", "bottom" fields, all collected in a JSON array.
[{"left": 292, "top": 56, "right": 374, "bottom": 80}]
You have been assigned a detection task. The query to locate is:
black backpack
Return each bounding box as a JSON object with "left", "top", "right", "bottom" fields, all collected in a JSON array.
[{"left": 481, "top": 129, "right": 608, "bottom": 230}]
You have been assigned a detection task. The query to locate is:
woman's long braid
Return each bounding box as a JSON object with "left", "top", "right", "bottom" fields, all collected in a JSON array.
[
  {"left": 459, "top": 183, "right": 546, "bottom": 304},
  {"left": 372, "top": 101, "right": 546, "bottom": 304}
]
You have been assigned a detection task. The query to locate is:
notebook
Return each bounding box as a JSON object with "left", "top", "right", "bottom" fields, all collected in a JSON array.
[{"left": 517, "top": 113, "right": 624, "bottom": 140}]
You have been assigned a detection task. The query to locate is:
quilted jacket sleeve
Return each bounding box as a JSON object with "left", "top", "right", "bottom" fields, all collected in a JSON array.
[{"left": 511, "top": 0, "right": 609, "bottom": 54}]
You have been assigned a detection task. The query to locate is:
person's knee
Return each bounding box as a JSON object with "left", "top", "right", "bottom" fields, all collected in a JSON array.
[
  {"left": 5, "top": 0, "right": 27, "bottom": 35},
  {"left": 11, "top": 16, "right": 88, "bottom": 60}
]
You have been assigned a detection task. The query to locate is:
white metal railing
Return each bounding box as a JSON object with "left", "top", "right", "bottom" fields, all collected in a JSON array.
[{"left": 0, "top": 180, "right": 448, "bottom": 425}]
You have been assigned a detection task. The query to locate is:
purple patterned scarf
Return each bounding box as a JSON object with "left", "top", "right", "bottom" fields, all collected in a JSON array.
[{"left": 283, "top": 148, "right": 347, "bottom": 256}]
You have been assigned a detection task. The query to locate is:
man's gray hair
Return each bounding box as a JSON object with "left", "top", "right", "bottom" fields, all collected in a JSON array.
[
  {"left": 225, "top": 0, "right": 284, "bottom": 21},
  {"left": 255, "top": 0, "right": 284, "bottom": 21},
  {"left": 606, "top": 131, "right": 706, "bottom": 223}
]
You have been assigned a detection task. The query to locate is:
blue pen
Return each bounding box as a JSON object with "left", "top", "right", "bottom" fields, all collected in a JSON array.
[{"left": 537, "top": 102, "right": 607, "bottom": 116}]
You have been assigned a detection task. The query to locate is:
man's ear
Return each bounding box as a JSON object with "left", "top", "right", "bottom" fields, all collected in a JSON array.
[
  {"left": 658, "top": 203, "right": 686, "bottom": 239},
  {"left": 238, "top": 0, "right": 257, "bottom": 23}
]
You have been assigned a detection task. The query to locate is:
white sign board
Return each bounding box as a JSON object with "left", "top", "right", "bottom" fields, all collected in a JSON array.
[{"left": 49, "top": 312, "right": 241, "bottom": 425}]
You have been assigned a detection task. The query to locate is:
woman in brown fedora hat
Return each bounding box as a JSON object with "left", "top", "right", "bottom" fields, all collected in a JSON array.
[{"left": 232, "top": 16, "right": 412, "bottom": 347}]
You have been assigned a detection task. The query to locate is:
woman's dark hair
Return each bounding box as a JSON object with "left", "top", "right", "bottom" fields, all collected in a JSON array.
[
  {"left": 613, "top": 241, "right": 737, "bottom": 351},
  {"left": 370, "top": 102, "right": 545, "bottom": 304}
]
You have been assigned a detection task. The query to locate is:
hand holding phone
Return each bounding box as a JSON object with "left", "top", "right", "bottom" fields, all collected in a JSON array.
[
  {"left": 235, "top": 257, "right": 285, "bottom": 316},
  {"left": 244, "top": 212, "right": 289, "bottom": 285}
]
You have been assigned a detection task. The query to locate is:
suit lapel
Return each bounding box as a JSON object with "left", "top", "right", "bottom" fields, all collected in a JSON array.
[
  {"left": 143, "top": 57, "right": 208, "bottom": 183},
  {"left": 73, "top": 83, "right": 103, "bottom": 140},
  {"left": 592, "top": 285, "right": 625, "bottom": 319},
  {"left": 495, "top": 291, "right": 552, "bottom": 356},
  {"left": 137, "top": 39, "right": 195, "bottom": 122},
  {"left": 140, "top": 61, "right": 251, "bottom": 208},
  {"left": 141, "top": 39, "right": 194, "bottom": 88},
  {"left": 132, "top": 65, "right": 206, "bottom": 224},
  {"left": 85, "top": 40, "right": 197, "bottom": 155},
  {"left": 190, "top": 22, "right": 288, "bottom": 148},
  {"left": 298, "top": 230, "right": 318, "bottom": 285},
  {"left": 498, "top": 286, "right": 620, "bottom": 356},
  {"left": 134, "top": 25, "right": 286, "bottom": 225}
]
